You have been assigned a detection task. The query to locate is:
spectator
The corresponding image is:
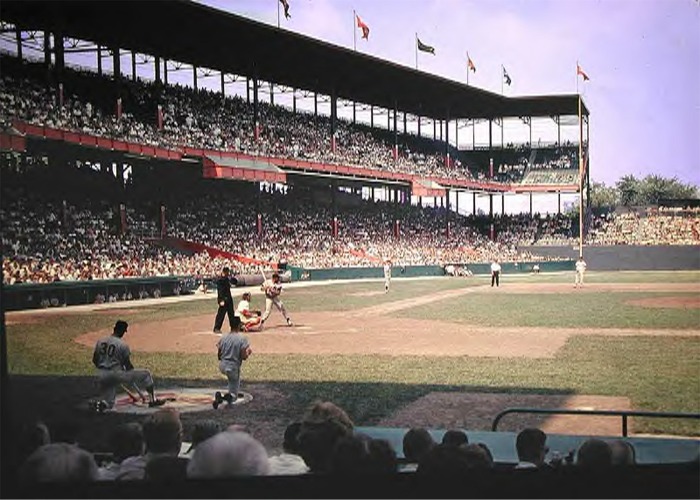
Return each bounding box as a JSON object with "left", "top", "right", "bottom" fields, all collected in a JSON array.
[
  {"left": 576, "top": 439, "right": 613, "bottom": 469},
  {"left": 441, "top": 429, "right": 469, "bottom": 448},
  {"left": 268, "top": 422, "right": 310, "bottom": 475},
  {"left": 186, "top": 431, "right": 270, "bottom": 478},
  {"left": 402, "top": 428, "right": 435, "bottom": 472},
  {"left": 19, "top": 443, "right": 99, "bottom": 483},
  {"left": 515, "top": 428, "right": 548, "bottom": 469},
  {"left": 609, "top": 439, "right": 636, "bottom": 466},
  {"left": 98, "top": 422, "right": 144, "bottom": 480}
]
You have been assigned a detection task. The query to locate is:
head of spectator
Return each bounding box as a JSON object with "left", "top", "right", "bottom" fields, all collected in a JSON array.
[
  {"left": 298, "top": 418, "right": 353, "bottom": 474},
  {"left": 186, "top": 420, "right": 222, "bottom": 454},
  {"left": 19, "top": 443, "right": 99, "bottom": 482},
  {"left": 328, "top": 434, "right": 371, "bottom": 475},
  {"left": 143, "top": 409, "right": 183, "bottom": 456},
  {"left": 186, "top": 431, "right": 270, "bottom": 478},
  {"left": 403, "top": 428, "right": 435, "bottom": 464},
  {"left": 516, "top": 428, "right": 548, "bottom": 467},
  {"left": 441, "top": 429, "right": 469, "bottom": 448},
  {"left": 609, "top": 439, "right": 636, "bottom": 466},
  {"left": 367, "top": 438, "right": 398, "bottom": 474},
  {"left": 303, "top": 401, "right": 354, "bottom": 431},
  {"left": 577, "top": 439, "right": 613, "bottom": 469},
  {"left": 17, "top": 421, "right": 51, "bottom": 466},
  {"left": 462, "top": 443, "right": 494, "bottom": 469},
  {"left": 109, "top": 422, "right": 144, "bottom": 462},
  {"left": 417, "top": 443, "right": 470, "bottom": 475}
]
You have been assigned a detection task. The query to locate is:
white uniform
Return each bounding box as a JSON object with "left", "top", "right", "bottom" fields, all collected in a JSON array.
[
  {"left": 575, "top": 259, "right": 587, "bottom": 287},
  {"left": 261, "top": 278, "right": 292, "bottom": 326},
  {"left": 236, "top": 298, "right": 262, "bottom": 331},
  {"left": 383, "top": 263, "right": 391, "bottom": 292}
]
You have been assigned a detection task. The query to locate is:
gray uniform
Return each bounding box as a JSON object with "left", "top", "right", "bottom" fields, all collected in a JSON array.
[
  {"left": 93, "top": 335, "right": 154, "bottom": 408},
  {"left": 217, "top": 332, "right": 250, "bottom": 396},
  {"left": 261, "top": 279, "right": 291, "bottom": 323}
]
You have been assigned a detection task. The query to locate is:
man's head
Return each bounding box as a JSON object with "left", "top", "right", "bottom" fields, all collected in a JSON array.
[
  {"left": 241, "top": 292, "right": 252, "bottom": 302},
  {"left": 113, "top": 320, "right": 128, "bottom": 337},
  {"left": 441, "top": 429, "right": 469, "bottom": 447},
  {"left": 577, "top": 439, "right": 612, "bottom": 469},
  {"left": 143, "top": 409, "right": 183, "bottom": 455},
  {"left": 516, "top": 428, "right": 547, "bottom": 466},
  {"left": 272, "top": 273, "right": 280, "bottom": 283},
  {"left": 222, "top": 267, "right": 230, "bottom": 276},
  {"left": 403, "top": 428, "right": 435, "bottom": 463}
]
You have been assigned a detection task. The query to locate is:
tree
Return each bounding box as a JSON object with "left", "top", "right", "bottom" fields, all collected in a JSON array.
[
  {"left": 590, "top": 181, "right": 619, "bottom": 212},
  {"left": 616, "top": 175, "right": 640, "bottom": 206}
]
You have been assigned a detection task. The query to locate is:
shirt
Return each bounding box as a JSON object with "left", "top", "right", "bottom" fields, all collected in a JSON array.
[
  {"left": 235, "top": 299, "right": 253, "bottom": 318},
  {"left": 217, "top": 332, "right": 250, "bottom": 370},
  {"left": 576, "top": 260, "right": 587, "bottom": 272},
  {"left": 491, "top": 262, "right": 501, "bottom": 273},
  {"left": 93, "top": 335, "right": 130, "bottom": 370}
]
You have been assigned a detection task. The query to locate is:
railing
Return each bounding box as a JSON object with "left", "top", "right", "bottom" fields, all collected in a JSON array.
[{"left": 491, "top": 408, "right": 700, "bottom": 437}]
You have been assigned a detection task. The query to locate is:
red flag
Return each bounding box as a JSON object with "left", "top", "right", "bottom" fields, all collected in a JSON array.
[
  {"left": 467, "top": 55, "right": 476, "bottom": 73},
  {"left": 356, "top": 14, "right": 370, "bottom": 40},
  {"left": 279, "top": 0, "right": 291, "bottom": 19},
  {"left": 577, "top": 63, "right": 590, "bottom": 81},
  {"left": 157, "top": 104, "right": 163, "bottom": 130},
  {"left": 116, "top": 97, "right": 122, "bottom": 119}
]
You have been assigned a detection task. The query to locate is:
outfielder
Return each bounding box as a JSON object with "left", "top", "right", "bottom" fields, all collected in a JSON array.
[
  {"left": 383, "top": 260, "right": 392, "bottom": 293},
  {"left": 92, "top": 320, "right": 165, "bottom": 412},
  {"left": 235, "top": 292, "right": 263, "bottom": 332},
  {"left": 575, "top": 256, "right": 587, "bottom": 288},
  {"left": 261, "top": 272, "right": 293, "bottom": 327}
]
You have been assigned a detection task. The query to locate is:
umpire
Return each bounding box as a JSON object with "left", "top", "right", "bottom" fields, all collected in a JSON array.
[{"left": 213, "top": 267, "right": 238, "bottom": 333}]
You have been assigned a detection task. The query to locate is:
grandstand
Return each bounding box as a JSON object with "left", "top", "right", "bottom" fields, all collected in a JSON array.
[{"left": 1, "top": 1, "right": 698, "bottom": 498}]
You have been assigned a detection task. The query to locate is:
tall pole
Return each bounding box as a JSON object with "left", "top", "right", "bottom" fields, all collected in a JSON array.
[
  {"left": 415, "top": 33, "right": 418, "bottom": 70},
  {"left": 578, "top": 93, "right": 584, "bottom": 259},
  {"left": 466, "top": 51, "right": 470, "bottom": 86},
  {"left": 353, "top": 10, "right": 357, "bottom": 51},
  {"left": 277, "top": 0, "right": 280, "bottom": 28},
  {"left": 501, "top": 64, "right": 504, "bottom": 95}
]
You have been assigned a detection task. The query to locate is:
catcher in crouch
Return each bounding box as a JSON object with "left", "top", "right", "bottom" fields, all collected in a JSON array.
[
  {"left": 261, "top": 273, "right": 293, "bottom": 327},
  {"left": 235, "top": 292, "right": 263, "bottom": 332}
]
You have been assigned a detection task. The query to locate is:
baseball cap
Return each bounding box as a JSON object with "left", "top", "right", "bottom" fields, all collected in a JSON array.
[{"left": 186, "top": 420, "right": 222, "bottom": 454}]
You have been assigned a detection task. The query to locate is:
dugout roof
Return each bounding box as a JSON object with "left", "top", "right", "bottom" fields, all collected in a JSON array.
[{"left": 2, "top": 0, "right": 590, "bottom": 120}]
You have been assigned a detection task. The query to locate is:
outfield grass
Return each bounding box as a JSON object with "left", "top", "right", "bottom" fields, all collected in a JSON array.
[{"left": 5, "top": 271, "right": 700, "bottom": 436}]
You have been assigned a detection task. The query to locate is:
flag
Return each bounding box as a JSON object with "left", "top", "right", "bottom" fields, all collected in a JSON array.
[
  {"left": 279, "top": 0, "right": 290, "bottom": 19},
  {"left": 503, "top": 67, "right": 512, "bottom": 86},
  {"left": 577, "top": 63, "right": 590, "bottom": 81},
  {"left": 356, "top": 14, "right": 370, "bottom": 40},
  {"left": 116, "top": 97, "right": 122, "bottom": 119},
  {"left": 156, "top": 104, "right": 163, "bottom": 130},
  {"left": 467, "top": 55, "right": 476, "bottom": 73},
  {"left": 417, "top": 37, "right": 435, "bottom": 54}
]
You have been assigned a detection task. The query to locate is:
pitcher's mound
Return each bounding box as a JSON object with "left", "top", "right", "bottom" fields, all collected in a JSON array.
[{"left": 82, "top": 388, "right": 253, "bottom": 415}]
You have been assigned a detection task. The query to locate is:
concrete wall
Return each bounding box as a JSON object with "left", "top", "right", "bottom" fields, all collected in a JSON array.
[{"left": 523, "top": 245, "right": 700, "bottom": 271}]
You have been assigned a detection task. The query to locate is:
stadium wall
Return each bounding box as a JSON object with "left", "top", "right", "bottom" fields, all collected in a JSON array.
[{"left": 523, "top": 245, "right": 700, "bottom": 271}]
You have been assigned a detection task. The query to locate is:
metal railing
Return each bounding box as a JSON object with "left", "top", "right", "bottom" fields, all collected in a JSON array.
[{"left": 491, "top": 408, "right": 700, "bottom": 437}]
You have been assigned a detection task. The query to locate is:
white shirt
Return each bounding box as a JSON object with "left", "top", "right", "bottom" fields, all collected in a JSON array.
[
  {"left": 576, "top": 260, "right": 587, "bottom": 272},
  {"left": 235, "top": 299, "right": 252, "bottom": 318},
  {"left": 491, "top": 262, "right": 501, "bottom": 273}
]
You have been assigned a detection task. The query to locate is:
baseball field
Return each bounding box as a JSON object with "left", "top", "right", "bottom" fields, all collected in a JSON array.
[{"left": 4, "top": 270, "right": 700, "bottom": 454}]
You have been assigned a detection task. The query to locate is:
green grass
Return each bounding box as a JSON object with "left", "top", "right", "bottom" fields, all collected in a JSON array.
[{"left": 5, "top": 271, "right": 700, "bottom": 436}]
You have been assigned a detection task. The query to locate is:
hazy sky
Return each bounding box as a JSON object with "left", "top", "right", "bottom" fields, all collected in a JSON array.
[{"left": 196, "top": 0, "right": 699, "bottom": 188}]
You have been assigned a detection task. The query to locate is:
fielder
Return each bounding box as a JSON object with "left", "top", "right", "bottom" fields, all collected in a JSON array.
[
  {"left": 383, "top": 260, "right": 392, "bottom": 293},
  {"left": 92, "top": 320, "right": 165, "bottom": 412},
  {"left": 235, "top": 292, "right": 263, "bottom": 332},
  {"left": 261, "top": 272, "right": 293, "bottom": 327},
  {"left": 575, "top": 256, "right": 587, "bottom": 288}
]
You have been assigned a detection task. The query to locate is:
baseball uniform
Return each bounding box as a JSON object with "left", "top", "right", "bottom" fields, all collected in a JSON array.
[
  {"left": 217, "top": 332, "right": 250, "bottom": 399},
  {"left": 261, "top": 277, "right": 292, "bottom": 326},
  {"left": 383, "top": 262, "right": 392, "bottom": 292},
  {"left": 575, "top": 258, "right": 587, "bottom": 288},
  {"left": 491, "top": 261, "right": 501, "bottom": 287},
  {"left": 235, "top": 297, "right": 263, "bottom": 332}
]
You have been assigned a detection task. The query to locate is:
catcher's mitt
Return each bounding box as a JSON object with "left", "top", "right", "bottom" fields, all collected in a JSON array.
[{"left": 255, "top": 310, "right": 262, "bottom": 317}]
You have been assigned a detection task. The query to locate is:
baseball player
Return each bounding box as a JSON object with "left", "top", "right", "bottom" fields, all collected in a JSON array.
[
  {"left": 383, "top": 260, "right": 392, "bottom": 293},
  {"left": 261, "top": 273, "right": 293, "bottom": 327},
  {"left": 490, "top": 259, "right": 501, "bottom": 287},
  {"left": 213, "top": 266, "right": 238, "bottom": 333},
  {"left": 214, "top": 330, "right": 252, "bottom": 409},
  {"left": 575, "top": 256, "right": 587, "bottom": 288},
  {"left": 92, "top": 320, "right": 165, "bottom": 412},
  {"left": 235, "top": 292, "right": 263, "bottom": 332}
]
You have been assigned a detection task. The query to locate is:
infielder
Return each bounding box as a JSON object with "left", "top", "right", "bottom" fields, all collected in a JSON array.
[
  {"left": 235, "top": 292, "right": 263, "bottom": 332},
  {"left": 92, "top": 320, "right": 165, "bottom": 412},
  {"left": 214, "top": 330, "right": 252, "bottom": 409},
  {"left": 261, "top": 272, "right": 293, "bottom": 327},
  {"left": 383, "top": 260, "right": 392, "bottom": 293},
  {"left": 575, "top": 256, "right": 587, "bottom": 288}
]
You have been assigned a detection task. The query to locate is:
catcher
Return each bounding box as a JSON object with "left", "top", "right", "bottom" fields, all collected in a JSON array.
[
  {"left": 235, "top": 292, "right": 263, "bottom": 332},
  {"left": 260, "top": 273, "right": 293, "bottom": 327}
]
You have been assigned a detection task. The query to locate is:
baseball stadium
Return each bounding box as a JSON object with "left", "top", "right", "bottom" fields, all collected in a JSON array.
[{"left": 1, "top": 1, "right": 698, "bottom": 498}]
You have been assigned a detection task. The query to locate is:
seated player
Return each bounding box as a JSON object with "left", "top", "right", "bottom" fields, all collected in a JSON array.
[{"left": 235, "top": 292, "right": 263, "bottom": 332}]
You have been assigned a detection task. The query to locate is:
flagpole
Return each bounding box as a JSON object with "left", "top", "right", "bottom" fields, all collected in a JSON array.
[
  {"left": 353, "top": 10, "right": 357, "bottom": 51},
  {"left": 578, "top": 92, "right": 583, "bottom": 259},
  {"left": 415, "top": 33, "right": 418, "bottom": 70},
  {"left": 501, "top": 65, "right": 504, "bottom": 95},
  {"left": 576, "top": 60, "right": 579, "bottom": 95},
  {"left": 466, "top": 52, "right": 470, "bottom": 86},
  {"left": 277, "top": 0, "right": 280, "bottom": 28}
]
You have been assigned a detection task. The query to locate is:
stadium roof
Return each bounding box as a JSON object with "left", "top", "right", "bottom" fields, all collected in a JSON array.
[{"left": 2, "top": 0, "right": 589, "bottom": 120}]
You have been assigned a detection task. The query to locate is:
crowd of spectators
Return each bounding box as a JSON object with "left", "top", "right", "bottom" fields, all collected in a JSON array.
[{"left": 587, "top": 208, "right": 700, "bottom": 245}]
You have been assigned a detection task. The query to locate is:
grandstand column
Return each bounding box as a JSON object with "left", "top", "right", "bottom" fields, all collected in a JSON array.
[
  {"left": 387, "top": 108, "right": 391, "bottom": 130},
  {"left": 314, "top": 93, "right": 318, "bottom": 116},
  {"left": 246, "top": 77, "right": 250, "bottom": 103},
  {"left": 193, "top": 65, "right": 198, "bottom": 91},
  {"left": 473, "top": 193, "right": 476, "bottom": 215},
  {"left": 455, "top": 119, "right": 459, "bottom": 149},
  {"left": 112, "top": 46, "right": 121, "bottom": 80},
  {"left": 97, "top": 46, "right": 102, "bottom": 75},
  {"left": 220, "top": 72, "right": 225, "bottom": 95},
  {"left": 501, "top": 194, "right": 505, "bottom": 216},
  {"left": 352, "top": 102, "right": 355, "bottom": 123},
  {"left": 160, "top": 203, "right": 166, "bottom": 239},
  {"left": 557, "top": 115, "right": 561, "bottom": 145},
  {"left": 293, "top": 90, "right": 297, "bottom": 113},
  {"left": 444, "top": 113, "right": 449, "bottom": 168},
  {"left": 393, "top": 103, "right": 398, "bottom": 161},
  {"left": 558, "top": 192, "right": 561, "bottom": 214},
  {"left": 417, "top": 116, "right": 421, "bottom": 137},
  {"left": 163, "top": 59, "right": 168, "bottom": 85},
  {"left": 131, "top": 50, "right": 137, "bottom": 81},
  {"left": 270, "top": 82, "right": 274, "bottom": 105},
  {"left": 440, "top": 119, "right": 443, "bottom": 141},
  {"left": 489, "top": 194, "right": 493, "bottom": 217},
  {"left": 529, "top": 192, "right": 533, "bottom": 216},
  {"left": 433, "top": 119, "right": 436, "bottom": 140},
  {"left": 15, "top": 26, "right": 22, "bottom": 60},
  {"left": 253, "top": 75, "right": 259, "bottom": 140},
  {"left": 403, "top": 112, "right": 407, "bottom": 135},
  {"left": 43, "top": 31, "right": 51, "bottom": 67},
  {"left": 155, "top": 56, "right": 161, "bottom": 83},
  {"left": 331, "top": 89, "right": 337, "bottom": 152},
  {"left": 370, "top": 105, "right": 374, "bottom": 127},
  {"left": 54, "top": 32, "right": 64, "bottom": 75}
]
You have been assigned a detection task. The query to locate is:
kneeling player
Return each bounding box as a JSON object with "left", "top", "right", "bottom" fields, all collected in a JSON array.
[{"left": 235, "top": 292, "right": 263, "bottom": 332}]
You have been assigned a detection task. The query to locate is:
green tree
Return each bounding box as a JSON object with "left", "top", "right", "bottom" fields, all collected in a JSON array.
[
  {"left": 637, "top": 175, "right": 696, "bottom": 205},
  {"left": 590, "top": 181, "right": 619, "bottom": 211},
  {"left": 616, "top": 175, "right": 640, "bottom": 206}
]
